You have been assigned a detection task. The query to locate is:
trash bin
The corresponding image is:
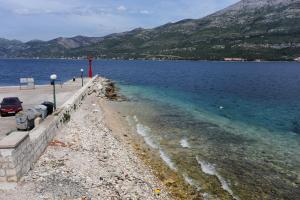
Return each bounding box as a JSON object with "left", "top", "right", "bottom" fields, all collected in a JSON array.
[
  {"left": 34, "top": 105, "right": 48, "bottom": 119},
  {"left": 42, "top": 101, "right": 54, "bottom": 115},
  {"left": 15, "top": 109, "right": 38, "bottom": 131},
  {"left": 26, "top": 108, "right": 41, "bottom": 119}
]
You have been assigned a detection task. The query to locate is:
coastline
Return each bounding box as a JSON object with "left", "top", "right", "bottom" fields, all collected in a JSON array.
[
  {"left": 0, "top": 77, "right": 173, "bottom": 199},
  {"left": 0, "top": 57, "right": 298, "bottom": 62},
  {"left": 98, "top": 99, "right": 202, "bottom": 199},
  {"left": 1, "top": 74, "right": 298, "bottom": 199}
]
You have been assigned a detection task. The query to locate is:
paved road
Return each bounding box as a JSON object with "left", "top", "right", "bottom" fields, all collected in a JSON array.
[{"left": 0, "top": 79, "right": 89, "bottom": 140}]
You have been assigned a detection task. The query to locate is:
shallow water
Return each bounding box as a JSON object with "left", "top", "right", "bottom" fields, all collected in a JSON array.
[
  {"left": 112, "top": 62, "right": 300, "bottom": 199},
  {"left": 114, "top": 87, "right": 300, "bottom": 199},
  {"left": 1, "top": 59, "right": 299, "bottom": 199}
]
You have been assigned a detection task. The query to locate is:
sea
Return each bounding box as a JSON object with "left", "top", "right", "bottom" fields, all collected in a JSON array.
[{"left": 0, "top": 59, "right": 299, "bottom": 199}]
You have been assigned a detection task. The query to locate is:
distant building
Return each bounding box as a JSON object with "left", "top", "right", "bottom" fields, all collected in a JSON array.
[
  {"left": 294, "top": 57, "right": 300, "bottom": 62},
  {"left": 224, "top": 58, "right": 245, "bottom": 61}
]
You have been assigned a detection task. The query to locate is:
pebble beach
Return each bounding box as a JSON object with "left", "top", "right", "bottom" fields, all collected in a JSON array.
[{"left": 0, "top": 78, "right": 171, "bottom": 200}]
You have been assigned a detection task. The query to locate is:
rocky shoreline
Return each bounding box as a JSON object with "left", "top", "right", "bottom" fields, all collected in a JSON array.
[
  {"left": 91, "top": 77, "right": 126, "bottom": 101},
  {"left": 0, "top": 77, "right": 206, "bottom": 199},
  {"left": 0, "top": 77, "right": 170, "bottom": 199},
  {"left": 97, "top": 81, "right": 204, "bottom": 200}
]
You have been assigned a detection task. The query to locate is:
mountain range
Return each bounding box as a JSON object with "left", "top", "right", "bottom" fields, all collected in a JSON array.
[{"left": 0, "top": 0, "right": 299, "bottom": 61}]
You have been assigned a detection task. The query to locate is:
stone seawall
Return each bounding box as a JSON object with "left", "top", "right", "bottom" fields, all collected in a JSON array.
[{"left": 0, "top": 76, "right": 99, "bottom": 184}]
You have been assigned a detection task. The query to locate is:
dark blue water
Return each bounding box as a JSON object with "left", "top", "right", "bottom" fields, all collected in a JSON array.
[
  {"left": 1, "top": 59, "right": 299, "bottom": 199},
  {"left": 2, "top": 59, "right": 300, "bottom": 133}
]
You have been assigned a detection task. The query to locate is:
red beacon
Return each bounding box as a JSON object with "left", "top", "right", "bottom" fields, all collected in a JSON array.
[{"left": 87, "top": 56, "right": 93, "bottom": 78}]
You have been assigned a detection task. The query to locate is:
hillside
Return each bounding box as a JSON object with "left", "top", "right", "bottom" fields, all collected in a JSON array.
[
  {"left": 1, "top": 36, "right": 104, "bottom": 58},
  {"left": 0, "top": 0, "right": 299, "bottom": 60}
]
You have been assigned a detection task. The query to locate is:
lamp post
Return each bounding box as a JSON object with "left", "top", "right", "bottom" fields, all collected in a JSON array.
[
  {"left": 80, "top": 68, "right": 84, "bottom": 87},
  {"left": 50, "top": 74, "right": 57, "bottom": 110}
]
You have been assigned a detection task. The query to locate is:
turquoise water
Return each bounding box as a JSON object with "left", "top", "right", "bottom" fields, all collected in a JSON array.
[
  {"left": 0, "top": 59, "right": 299, "bottom": 199},
  {"left": 117, "top": 83, "right": 300, "bottom": 199}
]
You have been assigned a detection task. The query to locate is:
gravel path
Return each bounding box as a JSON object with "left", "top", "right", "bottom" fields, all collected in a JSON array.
[{"left": 0, "top": 94, "right": 170, "bottom": 200}]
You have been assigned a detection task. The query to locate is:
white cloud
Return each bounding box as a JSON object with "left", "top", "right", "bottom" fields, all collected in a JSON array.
[
  {"left": 0, "top": 0, "right": 240, "bottom": 41},
  {"left": 0, "top": 0, "right": 71, "bottom": 15},
  {"left": 140, "top": 10, "right": 150, "bottom": 15},
  {"left": 117, "top": 5, "right": 127, "bottom": 11}
]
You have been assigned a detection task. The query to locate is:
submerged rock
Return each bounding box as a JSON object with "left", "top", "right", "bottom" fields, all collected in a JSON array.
[{"left": 291, "top": 121, "right": 300, "bottom": 134}]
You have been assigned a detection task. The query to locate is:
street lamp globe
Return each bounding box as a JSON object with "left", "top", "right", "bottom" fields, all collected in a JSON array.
[
  {"left": 50, "top": 74, "right": 57, "bottom": 110},
  {"left": 50, "top": 74, "right": 57, "bottom": 80},
  {"left": 80, "top": 68, "right": 84, "bottom": 72}
]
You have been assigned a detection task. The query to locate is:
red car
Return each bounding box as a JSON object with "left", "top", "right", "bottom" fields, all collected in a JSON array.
[{"left": 0, "top": 97, "right": 23, "bottom": 117}]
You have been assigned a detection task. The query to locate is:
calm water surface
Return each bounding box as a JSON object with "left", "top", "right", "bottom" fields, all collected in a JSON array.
[{"left": 0, "top": 59, "right": 299, "bottom": 199}]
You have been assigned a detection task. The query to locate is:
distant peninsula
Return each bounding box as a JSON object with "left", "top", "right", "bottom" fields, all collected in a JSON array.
[{"left": 0, "top": 0, "right": 299, "bottom": 61}]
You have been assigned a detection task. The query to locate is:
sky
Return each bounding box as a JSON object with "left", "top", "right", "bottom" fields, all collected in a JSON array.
[{"left": 0, "top": 0, "right": 239, "bottom": 41}]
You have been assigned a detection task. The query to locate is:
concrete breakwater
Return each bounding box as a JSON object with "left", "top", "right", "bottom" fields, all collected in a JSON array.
[
  {"left": 0, "top": 77, "right": 170, "bottom": 199},
  {"left": 0, "top": 76, "right": 111, "bottom": 184}
]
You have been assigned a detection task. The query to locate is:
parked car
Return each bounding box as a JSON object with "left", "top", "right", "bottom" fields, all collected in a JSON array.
[{"left": 0, "top": 97, "right": 23, "bottom": 117}]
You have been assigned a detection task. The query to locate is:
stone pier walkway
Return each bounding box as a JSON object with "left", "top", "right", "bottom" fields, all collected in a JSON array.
[{"left": 0, "top": 94, "right": 170, "bottom": 199}]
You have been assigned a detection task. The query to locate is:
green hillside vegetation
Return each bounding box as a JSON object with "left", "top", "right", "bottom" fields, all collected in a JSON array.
[{"left": 0, "top": 0, "right": 299, "bottom": 61}]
